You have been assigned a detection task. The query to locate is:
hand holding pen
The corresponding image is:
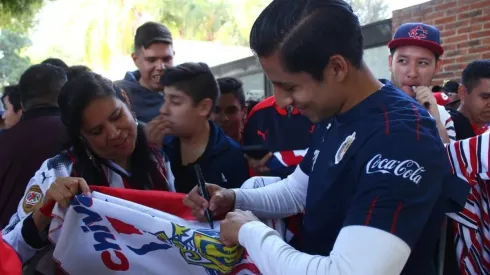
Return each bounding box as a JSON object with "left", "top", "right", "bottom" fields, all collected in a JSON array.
[
  {"left": 183, "top": 182, "right": 237, "bottom": 226},
  {"left": 194, "top": 165, "right": 214, "bottom": 229}
]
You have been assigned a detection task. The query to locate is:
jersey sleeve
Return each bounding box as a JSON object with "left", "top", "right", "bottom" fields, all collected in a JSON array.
[
  {"left": 446, "top": 131, "right": 490, "bottom": 184},
  {"left": 2, "top": 153, "right": 72, "bottom": 263},
  {"left": 343, "top": 126, "right": 449, "bottom": 249}
]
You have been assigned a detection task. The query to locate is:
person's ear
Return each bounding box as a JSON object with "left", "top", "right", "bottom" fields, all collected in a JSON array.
[
  {"left": 326, "top": 55, "right": 349, "bottom": 83},
  {"left": 198, "top": 98, "right": 214, "bottom": 117},
  {"left": 458, "top": 84, "right": 467, "bottom": 101}
]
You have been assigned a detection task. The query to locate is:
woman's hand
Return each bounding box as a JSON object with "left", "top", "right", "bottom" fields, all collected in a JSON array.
[
  {"left": 43, "top": 177, "right": 90, "bottom": 208},
  {"left": 32, "top": 177, "right": 90, "bottom": 231}
]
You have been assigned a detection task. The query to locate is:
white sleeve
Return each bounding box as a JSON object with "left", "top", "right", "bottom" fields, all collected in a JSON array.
[
  {"left": 233, "top": 165, "right": 308, "bottom": 219},
  {"left": 239, "top": 222, "right": 410, "bottom": 275},
  {"left": 2, "top": 154, "right": 72, "bottom": 263}
]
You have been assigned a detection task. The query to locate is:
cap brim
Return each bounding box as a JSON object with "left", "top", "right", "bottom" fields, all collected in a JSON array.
[
  {"left": 388, "top": 38, "right": 444, "bottom": 56},
  {"left": 445, "top": 99, "right": 460, "bottom": 106}
]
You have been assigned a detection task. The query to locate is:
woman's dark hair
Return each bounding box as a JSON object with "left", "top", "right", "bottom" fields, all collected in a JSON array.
[{"left": 58, "top": 72, "right": 168, "bottom": 191}]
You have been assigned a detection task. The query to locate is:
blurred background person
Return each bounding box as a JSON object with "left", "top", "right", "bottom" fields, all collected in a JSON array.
[
  {"left": 1, "top": 85, "right": 22, "bottom": 130},
  {"left": 212, "top": 77, "right": 247, "bottom": 142}
]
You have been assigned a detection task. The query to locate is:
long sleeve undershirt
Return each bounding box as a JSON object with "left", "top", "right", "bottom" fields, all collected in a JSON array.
[{"left": 232, "top": 166, "right": 411, "bottom": 275}]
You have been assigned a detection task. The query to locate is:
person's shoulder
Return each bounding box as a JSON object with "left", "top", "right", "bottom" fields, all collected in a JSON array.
[
  {"left": 45, "top": 150, "right": 74, "bottom": 171},
  {"left": 247, "top": 96, "right": 276, "bottom": 120},
  {"left": 224, "top": 135, "right": 242, "bottom": 151},
  {"left": 121, "top": 71, "right": 139, "bottom": 83},
  {"left": 0, "top": 123, "right": 30, "bottom": 148},
  {"left": 360, "top": 89, "right": 441, "bottom": 147},
  {"left": 215, "top": 133, "right": 246, "bottom": 164},
  {"left": 377, "top": 85, "right": 434, "bottom": 123}
]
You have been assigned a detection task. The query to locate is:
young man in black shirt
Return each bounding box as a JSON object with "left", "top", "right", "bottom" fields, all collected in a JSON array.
[{"left": 160, "top": 62, "right": 249, "bottom": 193}]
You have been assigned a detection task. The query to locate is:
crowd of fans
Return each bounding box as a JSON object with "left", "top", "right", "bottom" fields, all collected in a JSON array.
[{"left": 1, "top": 0, "right": 490, "bottom": 274}]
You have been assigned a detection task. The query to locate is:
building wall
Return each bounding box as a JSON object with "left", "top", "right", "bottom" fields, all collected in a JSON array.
[
  {"left": 364, "top": 46, "right": 392, "bottom": 79},
  {"left": 392, "top": 0, "right": 490, "bottom": 85},
  {"left": 211, "top": 19, "right": 393, "bottom": 100},
  {"left": 210, "top": 56, "right": 268, "bottom": 101}
]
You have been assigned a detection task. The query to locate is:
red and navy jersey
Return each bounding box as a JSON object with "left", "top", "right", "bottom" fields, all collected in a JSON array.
[
  {"left": 299, "top": 82, "right": 468, "bottom": 275},
  {"left": 242, "top": 96, "right": 314, "bottom": 178}
]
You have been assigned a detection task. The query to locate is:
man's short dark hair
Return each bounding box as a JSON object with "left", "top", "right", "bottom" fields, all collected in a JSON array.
[
  {"left": 217, "top": 77, "right": 245, "bottom": 108},
  {"left": 462, "top": 60, "right": 490, "bottom": 93},
  {"left": 41, "top": 58, "right": 68, "bottom": 70},
  {"left": 18, "top": 64, "right": 67, "bottom": 110},
  {"left": 66, "top": 65, "right": 92, "bottom": 81},
  {"left": 250, "top": 0, "right": 363, "bottom": 81},
  {"left": 1, "top": 85, "right": 22, "bottom": 112},
  {"left": 161, "top": 62, "right": 219, "bottom": 108},
  {"left": 134, "top": 22, "right": 173, "bottom": 52}
]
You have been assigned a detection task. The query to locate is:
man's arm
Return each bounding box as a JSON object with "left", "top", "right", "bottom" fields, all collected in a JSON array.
[
  {"left": 234, "top": 121, "right": 453, "bottom": 275},
  {"left": 436, "top": 120, "right": 451, "bottom": 144},
  {"left": 415, "top": 88, "right": 450, "bottom": 144},
  {"left": 432, "top": 105, "right": 450, "bottom": 144},
  {"left": 232, "top": 130, "right": 318, "bottom": 218},
  {"left": 233, "top": 165, "right": 308, "bottom": 219},
  {"left": 238, "top": 222, "right": 409, "bottom": 275}
]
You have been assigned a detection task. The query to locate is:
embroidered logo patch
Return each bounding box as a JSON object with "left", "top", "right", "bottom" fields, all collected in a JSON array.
[
  {"left": 23, "top": 185, "right": 43, "bottom": 213},
  {"left": 335, "top": 132, "right": 356, "bottom": 164}
]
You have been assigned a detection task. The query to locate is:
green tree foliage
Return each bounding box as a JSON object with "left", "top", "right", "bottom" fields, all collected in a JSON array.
[
  {"left": 35, "top": 0, "right": 271, "bottom": 71},
  {"left": 0, "top": 0, "right": 51, "bottom": 86},
  {"left": 0, "top": 30, "right": 31, "bottom": 85},
  {"left": 345, "top": 0, "right": 389, "bottom": 25},
  {"left": 0, "top": 0, "right": 46, "bottom": 33}
]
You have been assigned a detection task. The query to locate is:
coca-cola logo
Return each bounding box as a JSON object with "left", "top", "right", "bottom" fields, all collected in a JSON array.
[{"left": 365, "top": 154, "right": 425, "bottom": 184}]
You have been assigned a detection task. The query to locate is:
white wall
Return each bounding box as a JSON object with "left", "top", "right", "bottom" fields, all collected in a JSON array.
[{"left": 363, "top": 46, "right": 391, "bottom": 80}]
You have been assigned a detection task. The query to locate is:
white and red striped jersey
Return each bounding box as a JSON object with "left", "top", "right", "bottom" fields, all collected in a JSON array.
[{"left": 447, "top": 132, "right": 490, "bottom": 274}]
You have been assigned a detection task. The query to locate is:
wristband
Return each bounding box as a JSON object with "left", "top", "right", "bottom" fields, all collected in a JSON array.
[{"left": 39, "top": 201, "right": 56, "bottom": 217}]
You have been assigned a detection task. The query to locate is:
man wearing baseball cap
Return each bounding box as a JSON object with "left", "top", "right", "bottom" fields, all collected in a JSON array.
[
  {"left": 432, "top": 80, "right": 460, "bottom": 110},
  {"left": 388, "top": 22, "right": 454, "bottom": 143},
  {"left": 119, "top": 22, "right": 175, "bottom": 123}
]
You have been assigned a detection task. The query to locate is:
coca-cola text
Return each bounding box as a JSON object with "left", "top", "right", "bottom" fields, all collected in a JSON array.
[{"left": 365, "top": 154, "right": 425, "bottom": 184}]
